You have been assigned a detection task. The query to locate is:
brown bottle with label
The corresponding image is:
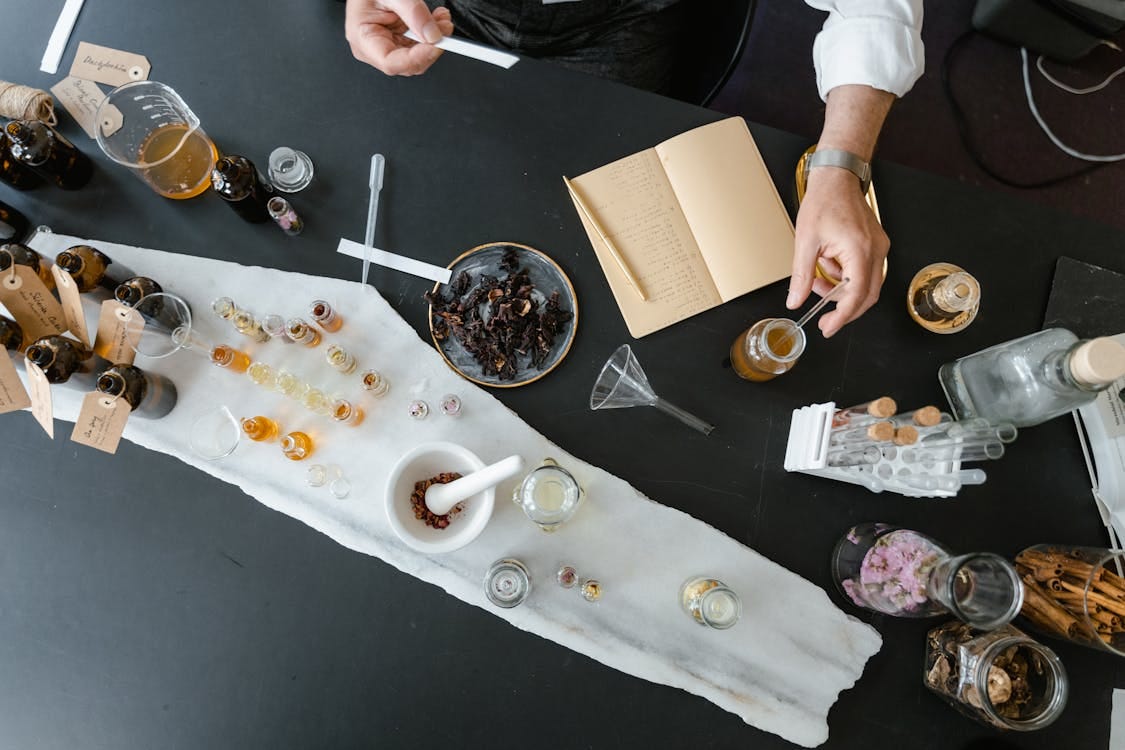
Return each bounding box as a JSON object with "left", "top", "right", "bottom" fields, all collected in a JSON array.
[
  {"left": 95, "top": 363, "right": 178, "bottom": 419},
  {"left": 113, "top": 276, "right": 163, "bottom": 307},
  {"left": 55, "top": 245, "right": 135, "bottom": 293},
  {"left": 25, "top": 334, "right": 109, "bottom": 389},
  {"left": 0, "top": 241, "right": 56, "bottom": 291},
  {"left": 0, "top": 200, "right": 31, "bottom": 242},
  {"left": 4, "top": 120, "right": 93, "bottom": 190},
  {"left": 211, "top": 155, "right": 274, "bottom": 223},
  {"left": 0, "top": 314, "right": 24, "bottom": 355},
  {"left": 0, "top": 131, "right": 45, "bottom": 190}
]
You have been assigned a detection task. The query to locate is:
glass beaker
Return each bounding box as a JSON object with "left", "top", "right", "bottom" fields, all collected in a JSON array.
[
  {"left": 512, "top": 458, "right": 583, "bottom": 531},
  {"left": 730, "top": 317, "right": 806, "bottom": 382},
  {"left": 95, "top": 81, "right": 219, "bottom": 200}
]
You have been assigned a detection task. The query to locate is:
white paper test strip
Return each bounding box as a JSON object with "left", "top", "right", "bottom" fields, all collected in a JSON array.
[
  {"left": 403, "top": 30, "right": 519, "bottom": 69},
  {"left": 336, "top": 238, "right": 452, "bottom": 285},
  {"left": 40, "top": 0, "right": 86, "bottom": 74}
]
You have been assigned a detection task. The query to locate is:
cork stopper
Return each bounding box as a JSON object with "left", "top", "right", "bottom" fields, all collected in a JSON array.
[
  {"left": 893, "top": 426, "right": 919, "bottom": 446},
  {"left": 866, "top": 421, "right": 895, "bottom": 442},
  {"left": 867, "top": 397, "right": 897, "bottom": 418},
  {"left": 1069, "top": 338, "right": 1125, "bottom": 388},
  {"left": 912, "top": 406, "right": 943, "bottom": 427}
]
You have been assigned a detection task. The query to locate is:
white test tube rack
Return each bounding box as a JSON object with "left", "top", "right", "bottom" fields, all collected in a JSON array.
[{"left": 783, "top": 402, "right": 962, "bottom": 498}]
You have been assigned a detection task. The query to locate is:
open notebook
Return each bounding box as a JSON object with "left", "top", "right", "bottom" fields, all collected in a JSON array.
[{"left": 568, "top": 117, "right": 794, "bottom": 338}]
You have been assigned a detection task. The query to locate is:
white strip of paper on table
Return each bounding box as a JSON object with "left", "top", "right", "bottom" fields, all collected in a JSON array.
[
  {"left": 336, "top": 238, "right": 451, "bottom": 285},
  {"left": 25, "top": 232, "right": 880, "bottom": 748},
  {"left": 40, "top": 0, "right": 86, "bottom": 74},
  {"left": 403, "top": 30, "right": 519, "bottom": 69}
]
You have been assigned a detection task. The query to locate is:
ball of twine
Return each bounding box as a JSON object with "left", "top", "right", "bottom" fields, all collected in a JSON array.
[{"left": 0, "top": 80, "right": 57, "bottom": 125}]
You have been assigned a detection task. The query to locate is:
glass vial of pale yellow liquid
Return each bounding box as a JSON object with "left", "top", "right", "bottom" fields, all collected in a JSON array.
[
  {"left": 730, "top": 318, "right": 806, "bottom": 381},
  {"left": 325, "top": 344, "right": 356, "bottom": 374},
  {"left": 240, "top": 415, "right": 279, "bottom": 442},
  {"left": 280, "top": 431, "right": 314, "bottom": 460},
  {"left": 286, "top": 318, "right": 321, "bottom": 347},
  {"left": 232, "top": 309, "right": 269, "bottom": 342},
  {"left": 246, "top": 361, "right": 277, "bottom": 390},
  {"left": 907, "top": 262, "right": 980, "bottom": 334},
  {"left": 680, "top": 577, "right": 742, "bottom": 629}
]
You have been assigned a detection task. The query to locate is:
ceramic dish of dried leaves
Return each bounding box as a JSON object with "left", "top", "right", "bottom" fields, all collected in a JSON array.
[{"left": 426, "top": 242, "right": 578, "bottom": 388}]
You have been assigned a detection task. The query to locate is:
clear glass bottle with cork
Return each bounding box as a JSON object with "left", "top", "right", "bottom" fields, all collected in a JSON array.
[
  {"left": 939, "top": 329, "right": 1125, "bottom": 427},
  {"left": 907, "top": 262, "right": 981, "bottom": 334},
  {"left": 4, "top": 120, "right": 92, "bottom": 190}
]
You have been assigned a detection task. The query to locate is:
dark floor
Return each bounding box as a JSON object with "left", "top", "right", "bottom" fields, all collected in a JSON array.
[{"left": 711, "top": 0, "right": 1125, "bottom": 232}]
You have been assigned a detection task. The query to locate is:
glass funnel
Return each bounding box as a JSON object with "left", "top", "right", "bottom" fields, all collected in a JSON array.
[
  {"left": 590, "top": 344, "right": 714, "bottom": 435},
  {"left": 124, "top": 291, "right": 194, "bottom": 358}
]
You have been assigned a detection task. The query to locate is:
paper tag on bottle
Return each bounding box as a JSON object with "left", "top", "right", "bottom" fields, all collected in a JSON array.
[
  {"left": 50, "top": 264, "right": 92, "bottom": 345},
  {"left": 25, "top": 359, "right": 54, "bottom": 438},
  {"left": 69, "top": 42, "right": 150, "bottom": 88},
  {"left": 50, "top": 76, "right": 123, "bottom": 139},
  {"left": 0, "top": 265, "right": 68, "bottom": 342},
  {"left": 70, "top": 391, "right": 130, "bottom": 454},
  {"left": 93, "top": 300, "right": 140, "bottom": 365},
  {"left": 0, "top": 353, "right": 31, "bottom": 414}
]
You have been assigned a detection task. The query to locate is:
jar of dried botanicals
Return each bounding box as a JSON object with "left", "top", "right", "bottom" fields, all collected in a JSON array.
[{"left": 924, "top": 621, "right": 1067, "bottom": 731}]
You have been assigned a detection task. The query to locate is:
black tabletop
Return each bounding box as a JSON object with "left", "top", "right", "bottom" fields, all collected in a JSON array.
[{"left": 2, "top": 2, "right": 1124, "bottom": 749}]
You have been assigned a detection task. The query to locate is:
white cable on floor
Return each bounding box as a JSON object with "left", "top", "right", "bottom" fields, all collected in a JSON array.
[
  {"left": 1021, "top": 47, "right": 1125, "bottom": 162},
  {"left": 1037, "top": 50, "right": 1125, "bottom": 94}
]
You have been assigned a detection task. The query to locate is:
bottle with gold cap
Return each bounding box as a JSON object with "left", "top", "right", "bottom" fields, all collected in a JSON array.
[
  {"left": 4, "top": 120, "right": 92, "bottom": 190},
  {"left": 95, "top": 363, "right": 178, "bottom": 419},
  {"left": 0, "top": 241, "right": 56, "bottom": 291},
  {"left": 940, "top": 328, "right": 1125, "bottom": 428},
  {"left": 907, "top": 262, "right": 981, "bottom": 334},
  {"left": 25, "top": 335, "right": 109, "bottom": 389},
  {"left": 55, "top": 245, "right": 135, "bottom": 293}
]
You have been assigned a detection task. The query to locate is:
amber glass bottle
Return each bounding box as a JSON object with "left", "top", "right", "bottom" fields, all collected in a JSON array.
[
  {"left": 95, "top": 363, "right": 178, "bottom": 419},
  {"left": 25, "top": 335, "right": 109, "bottom": 388},
  {"left": 4, "top": 120, "right": 93, "bottom": 190},
  {"left": 0, "top": 314, "right": 24, "bottom": 354},
  {"left": 211, "top": 155, "right": 274, "bottom": 223},
  {"left": 113, "top": 276, "right": 163, "bottom": 307},
  {"left": 0, "top": 241, "right": 56, "bottom": 291},
  {"left": 55, "top": 245, "right": 135, "bottom": 293},
  {"left": 0, "top": 200, "right": 30, "bottom": 242},
  {"left": 0, "top": 131, "right": 45, "bottom": 190}
]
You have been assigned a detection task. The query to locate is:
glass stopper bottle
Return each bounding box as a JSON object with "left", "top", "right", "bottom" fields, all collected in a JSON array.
[
  {"left": 280, "top": 431, "right": 314, "bottom": 460},
  {"left": 113, "top": 276, "right": 163, "bottom": 308},
  {"left": 907, "top": 262, "right": 981, "bottom": 334},
  {"left": 3, "top": 120, "right": 93, "bottom": 190},
  {"left": 939, "top": 328, "right": 1125, "bottom": 427},
  {"left": 0, "top": 314, "right": 24, "bottom": 355},
  {"left": 0, "top": 131, "right": 46, "bottom": 190},
  {"left": 729, "top": 317, "right": 806, "bottom": 381},
  {"left": 0, "top": 200, "right": 30, "bottom": 242},
  {"left": 240, "top": 415, "right": 280, "bottom": 442},
  {"left": 209, "top": 344, "right": 252, "bottom": 373},
  {"left": 0, "top": 241, "right": 55, "bottom": 291},
  {"left": 25, "top": 334, "right": 109, "bottom": 389},
  {"left": 832, "top": 522, "right": 1023, "bottom": 629},
  {"left": 210, "top": 155, "right": 274, "bottom": 223},
  {"left": 95, "top": 363, "right": 178, "bottom": 419},
  {"left": 55, "top": 245, "right": 135, "bottom": 294}
]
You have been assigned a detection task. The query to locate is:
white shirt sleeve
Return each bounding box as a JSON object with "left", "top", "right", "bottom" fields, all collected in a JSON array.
[{"left": 805, "top": 0, "right": 925, "bottom": 101}]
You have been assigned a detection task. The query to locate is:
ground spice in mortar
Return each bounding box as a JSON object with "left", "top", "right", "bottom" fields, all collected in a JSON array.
[{"left": 410, "top": 472, "right": 463, "bottom": 529}]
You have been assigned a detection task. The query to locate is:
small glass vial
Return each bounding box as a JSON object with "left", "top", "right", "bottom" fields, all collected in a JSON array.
[
  {"left": 325, "top": 344, "right": 356, "bottom": 374},
  {"left": 360, "top": 369, "right": 389, "bottom": 397},
  {"left": 329, "top": 478, "right": 351, "bottom": 499},
  {"left": 680, "top": 577, "right": 741, "bottom": 629},
  {"left": 309, "top": 300, "right": 342, "bottom": 332},
  {"left": 267, "top": 146, "right": 314, "bottom": 193},
  {"left": 306, "top": 464, "right": 329, "bottom": 487},
  {"left": 556, "top": 565, "right": 579, "bottom": 589},
  {"left": 240, "top": 415, "right": 279, "bottom": 442},
  {"left": 331, "top": 398, "right": 364, "bottom": 427},
  {"left": 210, "top": 344, "right": 251, "bottom": 373},
  {"left": 439, "top": 394, "right": 462, "bottom": 417},
  {"left": 907, "top": 262, "right": 981, "bottom": 334},
  {"left": 301, "top": 387, "right": 332, "bottom": 415},
  {"left": 939, "top": 328, "right": 1125, "bottom": 427},
  {"left": 275, "top": 369, "right": 309, "bottom": 400},
  {"left": 580, "top": 580, "right": 603, "bottom": 602},
  {"left": 267, "top": 196, "right": 303, "bottom": 236},
  {"left": 246, "top": 361, "right": 277, "bottom": 390},
  {"left": 231, "top": 309, "right": 269, "bottom": 342},
  {"left": 512, "top": 458, "right": 583, "bottom": 531},
  {"left": 729, "top": 317, "right": 806, "bottom": 382},
  {"left": 286, "top": 317, "right": 321, "bottom": 347},
  {"left": 484, "top": 558, "right": 530, "bottom": 608},
  {"left": 280, "top": 431, "right": 314, "bottom": 461},
  {"left": 211, "top": 296, "right": 237, "bottom": 320},
  {"left": 95, "top": 363, "right": 177, "bottom": 419},
  {"left": 261, "top": 314, "right": 293, "bottom": 343},
  {"left": 924, "top": 622, "right": 1067, "bottom": 730}
]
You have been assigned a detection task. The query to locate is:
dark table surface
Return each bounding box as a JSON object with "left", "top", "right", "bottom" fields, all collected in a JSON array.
[{"left": 3, "top": 2, "right": 1125, "bottom": 749}]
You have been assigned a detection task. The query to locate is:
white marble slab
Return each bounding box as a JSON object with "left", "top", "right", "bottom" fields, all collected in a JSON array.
[{"left": 22, "top": 233, "right": 881, "bottom": 747}]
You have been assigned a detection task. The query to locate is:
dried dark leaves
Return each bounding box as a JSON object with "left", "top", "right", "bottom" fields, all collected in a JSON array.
[
  {"left": 410, "top": 472, "right": 463, "bottom": 530},
  {"left": 426, "top": 247, "right": 574, "bottom": 381}
]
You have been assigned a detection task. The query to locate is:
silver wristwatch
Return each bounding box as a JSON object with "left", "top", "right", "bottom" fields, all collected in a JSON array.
[{"left": 804, "top": 148, "right": 871, "bottom": 193}]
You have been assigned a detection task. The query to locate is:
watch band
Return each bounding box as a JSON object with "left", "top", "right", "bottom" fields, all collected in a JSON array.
[{"left": 804, "top": 148, "right": 871, "bottom": 193}]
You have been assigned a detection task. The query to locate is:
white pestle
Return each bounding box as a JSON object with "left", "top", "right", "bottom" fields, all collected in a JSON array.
[{"left": 424, "top": 454, "right": 525, "bottom": 515}]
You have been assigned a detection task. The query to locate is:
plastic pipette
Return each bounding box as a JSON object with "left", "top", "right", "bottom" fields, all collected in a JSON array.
[{"left": 361, "top": 153, "right": 385, "bottom": 288}]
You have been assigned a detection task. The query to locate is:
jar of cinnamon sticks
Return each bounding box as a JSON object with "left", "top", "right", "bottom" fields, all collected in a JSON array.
[{"left": 1015, "top": 545, "right": 1125, "bottom": 656}]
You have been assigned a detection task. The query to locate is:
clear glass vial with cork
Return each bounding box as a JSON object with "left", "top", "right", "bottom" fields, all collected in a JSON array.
[
  {"left": 939, "top": 328, "right": 1125, "bottom": 428},
  {"left": 907, "top": 262, "right": 981, "bottom": 334}
]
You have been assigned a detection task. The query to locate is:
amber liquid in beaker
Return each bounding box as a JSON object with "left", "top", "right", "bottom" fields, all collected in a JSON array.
[
  {"left": 730, "top": 322, "right": 801, "bottom": 382},
  {"left": 137, "top": 123, "right": 218, "bottom": 199}
]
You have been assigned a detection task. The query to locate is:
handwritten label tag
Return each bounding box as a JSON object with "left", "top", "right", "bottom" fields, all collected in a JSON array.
[
  {"left": 69, "top": 42, "right": 150, "bottom": 88},
  {"left": 50, "top": 264, "right": 92, "bottom": 345},
  {"left": 25, "top": 360, "right": 54, "bottom": 438},
  {"left": 0, "top": 265, "right": 68, "bottom": 342},
  {"left": 93, "top": 300, "right": 140, "bottom": 365},
  {"left": 0, "top": 354, "right": 31, "bottom": 414},
  {"left": 50, "top": 76, "right": 122, "bottom": 139},
  {"left": 70, "top": 392, "right": 130, "bottom": 454}
]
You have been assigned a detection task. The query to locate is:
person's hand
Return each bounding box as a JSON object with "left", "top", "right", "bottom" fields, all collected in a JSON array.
[
  {"left": 345, "top": 0, "right": 454, "bottom": 76},
  {"left": 787, "top": 166, "right": 889, "bottom": 338}
]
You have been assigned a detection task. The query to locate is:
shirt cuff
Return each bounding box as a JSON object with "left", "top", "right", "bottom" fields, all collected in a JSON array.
[{"left": 813, "top": 17, "right": 925, "bottom": 101}]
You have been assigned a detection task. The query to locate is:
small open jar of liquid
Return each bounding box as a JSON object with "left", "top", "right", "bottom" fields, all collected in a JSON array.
[
  {"left": 729, "top": 317, "right": 806, "bottom": 382},
  {"left": 512, "top": 458, "right": 583, "bottom": 531}
]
